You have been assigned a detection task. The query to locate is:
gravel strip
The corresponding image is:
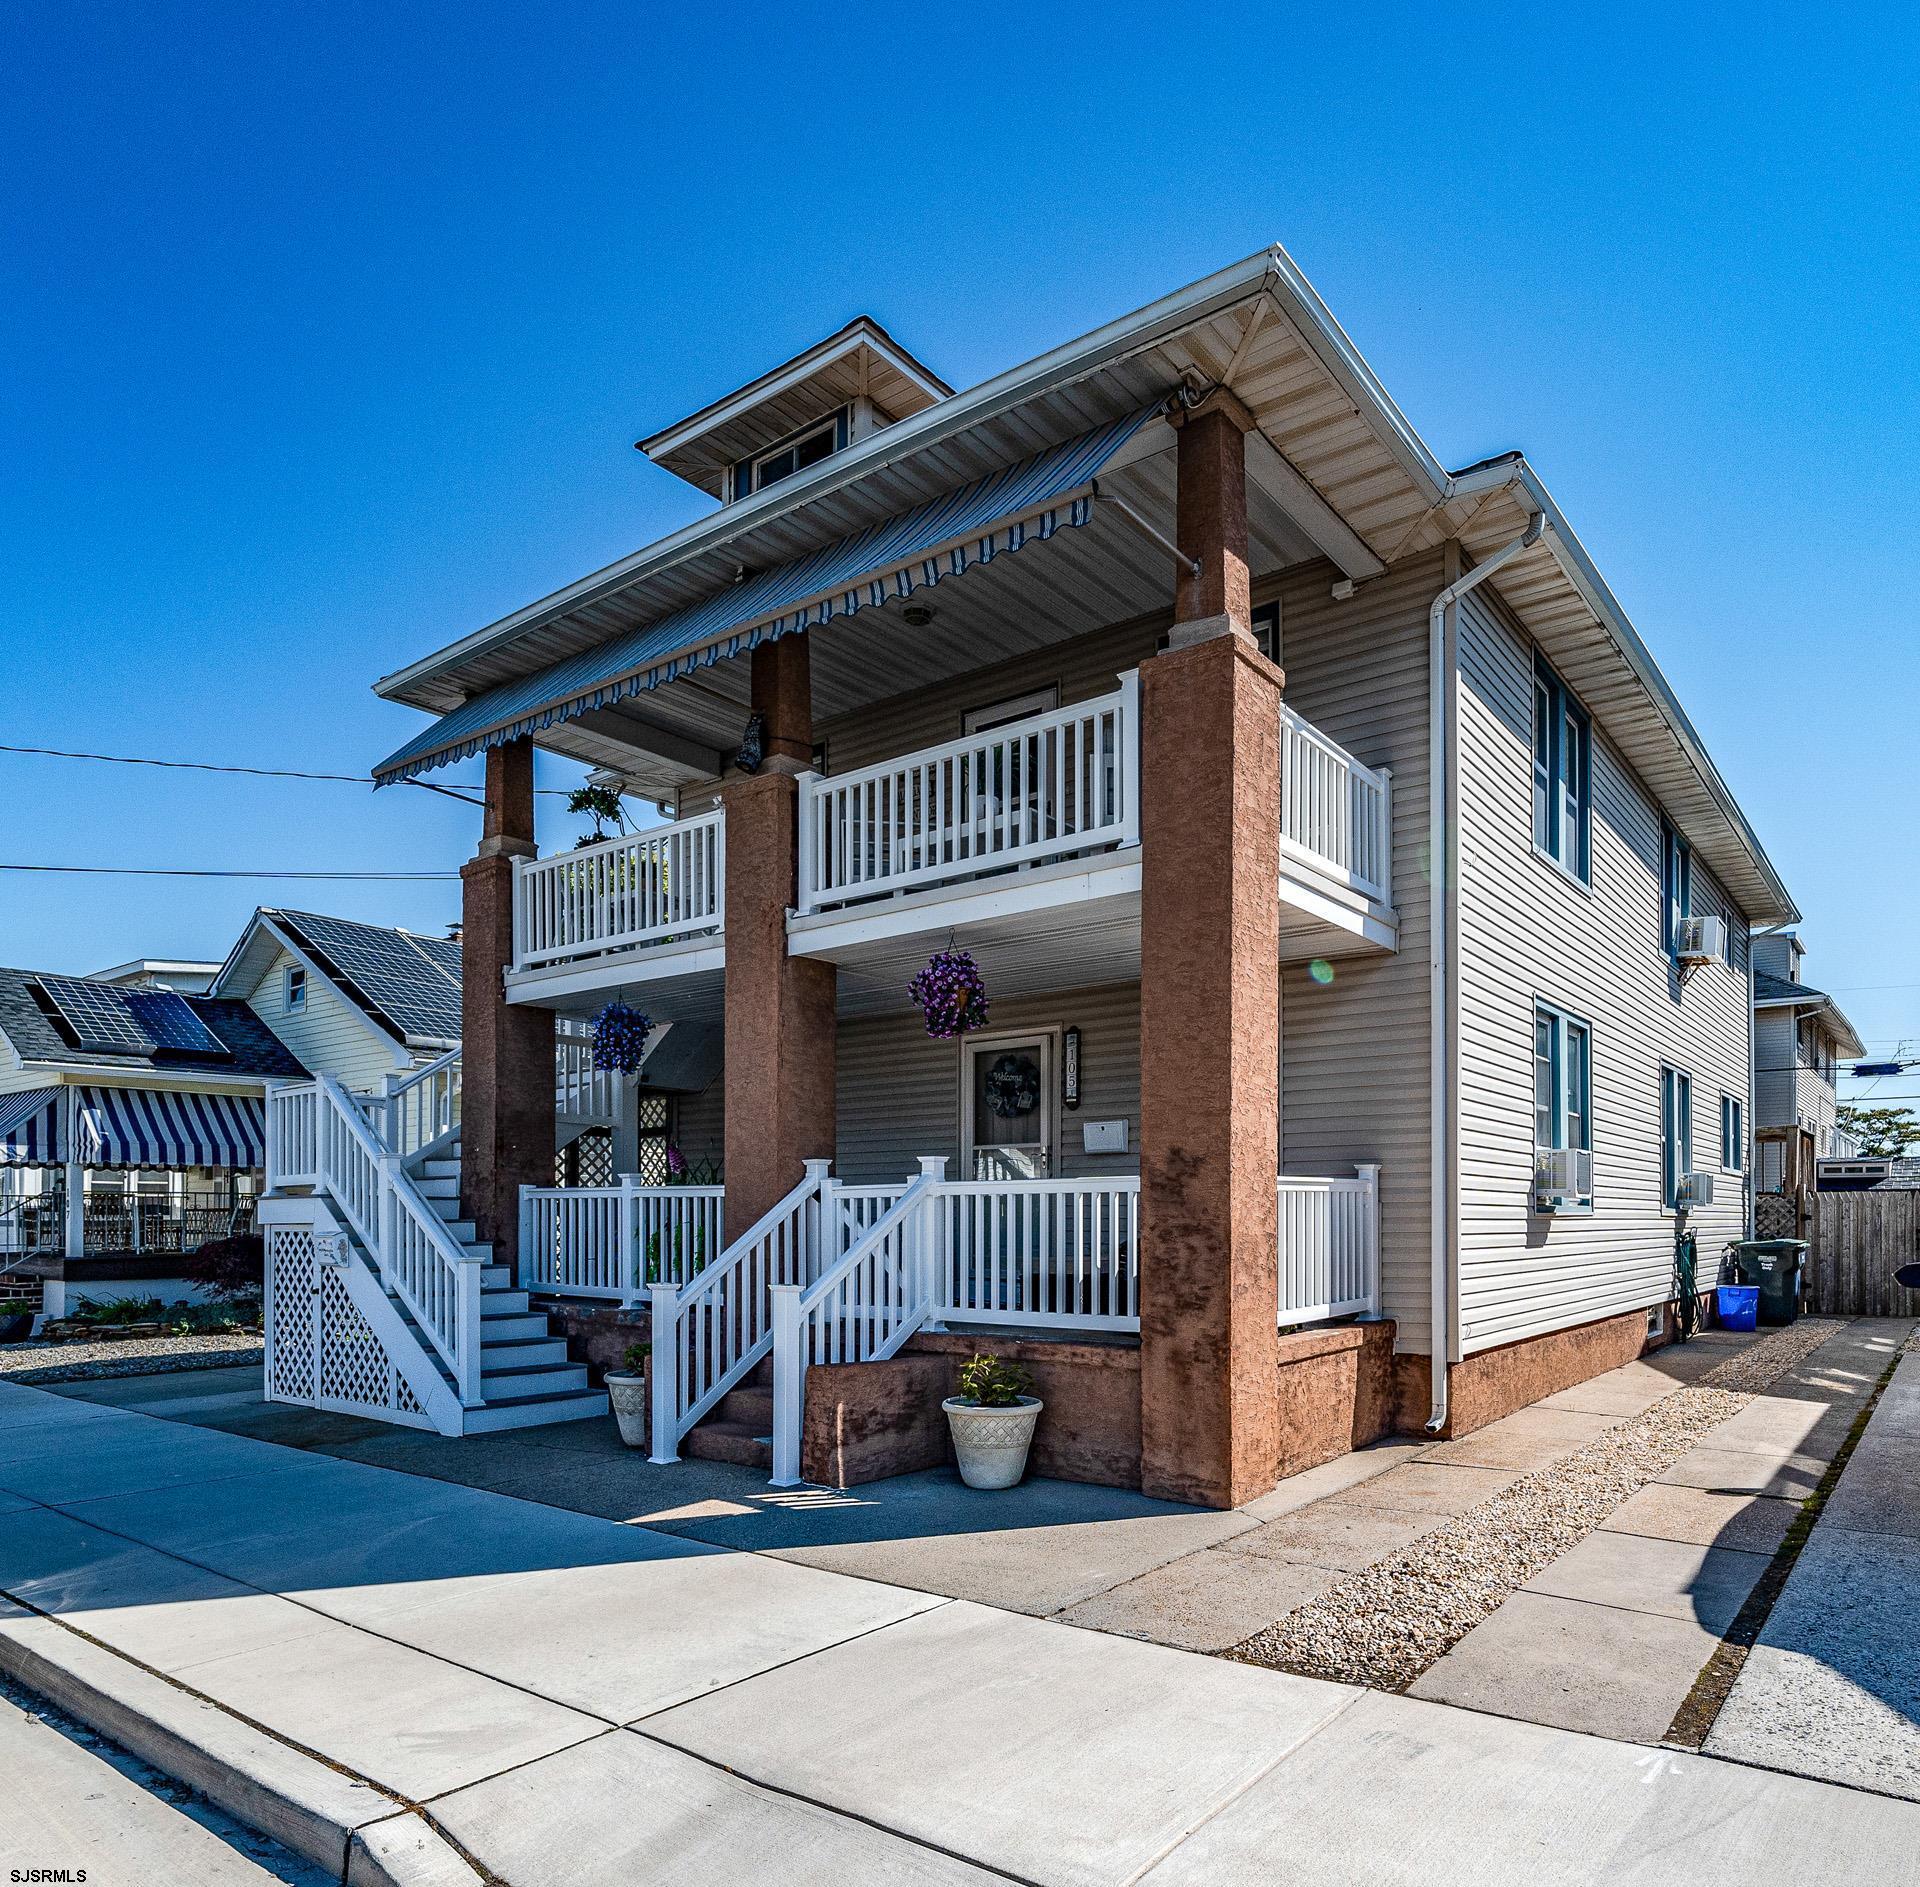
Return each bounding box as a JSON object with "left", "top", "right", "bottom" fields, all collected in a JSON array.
[
  {"left": 1226, "top": 1320, "right": 1845, "bottom": 1690},
  {"left": 0, "top": 1335, "right": 263, "bottom": 1386}
]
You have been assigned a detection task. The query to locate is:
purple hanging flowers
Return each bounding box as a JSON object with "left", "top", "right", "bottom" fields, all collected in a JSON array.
[
  {"left": 910, "top": 949, "right": 989, "bottom": 1039},
  {"left": 590, "top": 1001, "right": 652, "bottom": 1074}
]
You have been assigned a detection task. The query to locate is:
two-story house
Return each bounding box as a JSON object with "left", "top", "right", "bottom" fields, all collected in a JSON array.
[
  {"left": 259, "top": 250, "right": 1796, "bottom": 1508},
  {"left": 1751, "top": 931, "right": 1863, "bottom": 1208}
]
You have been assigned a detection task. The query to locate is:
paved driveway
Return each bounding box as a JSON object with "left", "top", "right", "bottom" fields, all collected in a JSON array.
[{"left": 2, "top": 1376, "right": 1914, "bottom": 1885}]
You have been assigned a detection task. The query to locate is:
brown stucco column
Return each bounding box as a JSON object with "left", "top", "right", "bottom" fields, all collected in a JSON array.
[
  {"left": 722, "top": 638, "right": 836, "bottom": 1240},
  {"left": 460, "top": 738, "right": 554, "bottom": 1270},
  {"left": 1137, "top": 395, "right": 1283, "bottom": 1509}
]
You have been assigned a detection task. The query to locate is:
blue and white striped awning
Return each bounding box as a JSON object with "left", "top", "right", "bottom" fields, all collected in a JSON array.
[
  {"left": 73, "top": 1088, "right": 266, "bottom": 1169},
  {"left": 373, "top": 404, "right": 1164, "bottom": 785},
  {"left": 0, "top": 1087, "right": 61, "bottom": 1164}
]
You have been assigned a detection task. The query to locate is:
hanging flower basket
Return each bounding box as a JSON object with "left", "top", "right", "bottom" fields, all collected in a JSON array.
[
  {"left": 910, "top": 949, "right": 989, "bottom": 1040},
  {"left": 590, "top": 1001, "right": 652, "bottom": 1074}
]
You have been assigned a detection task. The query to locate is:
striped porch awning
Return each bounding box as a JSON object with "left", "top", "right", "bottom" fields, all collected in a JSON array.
[
  {"left": 0, "top": 1087, "right": 61, "bottom": 1164},
  {"left": 73, "top": 1088, "right": 266, "bottom": 1169},
  {"left": 373, "top": 403, "right": 1164, "bottom": 784}
]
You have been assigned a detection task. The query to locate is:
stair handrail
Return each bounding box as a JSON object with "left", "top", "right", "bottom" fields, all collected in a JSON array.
[
  {"left": 310, "top": 1074, "right": 484, "bottom": 1405},
  {"left": 769, "top": 1158, "right": 945, "bottom": 1487},
  {"left": 648, "top": 1159, "right": 832, "bottom": 1464},
  {"left": 381, "top": 1047, "right": 462, "bottom": 1166}
]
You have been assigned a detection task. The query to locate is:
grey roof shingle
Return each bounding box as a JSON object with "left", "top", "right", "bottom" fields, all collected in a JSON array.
[
  {"left": 0, "top": 966, "right": 305, "bottom": 1077},
  {"left": 1755, "top": 971, "right": 1829, "bottom": 1005}
]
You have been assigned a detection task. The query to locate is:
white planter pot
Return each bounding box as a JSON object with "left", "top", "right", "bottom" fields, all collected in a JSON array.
[
  {"left": 943, "top": 1395, "right": 1043, "bottom": 1490},
  {"left": 606, "top": 1372, "right": 649, "bottom": 1450}
]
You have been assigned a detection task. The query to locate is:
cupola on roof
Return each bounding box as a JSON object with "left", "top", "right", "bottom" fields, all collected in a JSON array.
[{"left": 635, "top": 316, "right": 950, "bottom": 502}]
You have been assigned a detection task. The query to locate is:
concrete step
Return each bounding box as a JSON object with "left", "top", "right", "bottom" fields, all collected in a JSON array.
[
  {"left": 480, "top": 1264, "right": 512, "bottom": 1289},
  {"left": 684, "top": 1419, "right": 772, "bottom": 1469},
  {"left": 478, "top": 1336, "right": 571, "bottom": 1370},
  {"left": 414, "top": 1176, "right": 459, "bottom": 1201},
  {"left": 476, "top": 1288, "right": 530, "bottom": 1316},
  {"left": 477, "top": 1308, "right": 553, "bottom": 1342},
  {"left": 460, "top": 1388, "right": 609, "bottom": 1433},
  {"left": 716, "top": 1386, "right": 773, "bottom": 1429},
  {"left": 481, "top": 1362, "right": 592, "bottom": 1400},
  {"left": 419, "top": 1158, "right": 461, "bottom": 1180}
]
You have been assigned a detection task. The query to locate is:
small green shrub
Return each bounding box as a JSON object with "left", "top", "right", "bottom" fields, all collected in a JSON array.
[
  {"left": 620, "top": 1341, "right": 651, "bottom": 1376},
  {"left": 954, "top": 1353, "right": 1033, "bottom": 1408},
  {"left": 71, "top": 1295, "right": 162, "bottom": 1326}
]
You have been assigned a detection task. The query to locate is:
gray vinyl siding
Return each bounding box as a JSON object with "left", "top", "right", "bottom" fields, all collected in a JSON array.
[
  {"left": 836, "top": 984, "right": 1141, "bottom": 1184},
  {"left": 1454, "top": 587, "right": 1749, "bottom": 1354},
  {"left": 1276, "top": 552, "right": 1439, "bottom": 1352},
  {"left": 1754, "top": 1008, "right": 1797, "bottom": 1130},
  {"left": 671, "top": 1077, "right": 726, "bottom": 1172},
  {"left": 242, "top": 946, "right": 402, "bottom": 1095}
]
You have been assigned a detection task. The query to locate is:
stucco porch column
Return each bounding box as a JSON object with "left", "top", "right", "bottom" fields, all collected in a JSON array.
[
  {"left": 1137, "top": 394, "right": 1285, "bottom": 1509},
  {"left": 460, "top": 738, "right": 554, "bottom": 1270},
  {"left": 722, "top": 634, "right": 836, "bottom": 1241}
]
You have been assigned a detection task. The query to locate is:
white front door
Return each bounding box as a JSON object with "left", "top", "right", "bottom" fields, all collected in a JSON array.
[{"left": 961, "top": 1031, "right": 1056, "bottom": 1179}]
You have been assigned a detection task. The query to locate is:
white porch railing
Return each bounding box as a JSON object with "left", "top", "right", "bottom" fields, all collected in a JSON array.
[
  {"left": 649, "top": 1161, "right": 830, "bottom": 1463},
  {"left": 795, "top": 675, "right": 1141, "bottom": 914},
  {"left": 517, "top": 1179, "right": 724, "bottom": 1303},
  {"left": 380, "top": 1047, "right": 462, "bottom": 1164},
  {"left": 554, "top": 1021, "right": 622, "bottom": 1122},
  {"left": 1279, "top": 707, "right": 1393, "bottom": 905},
  {"left": 1277, "top": 1165, "right": 1381, "bottom": 1324},
  {"left": 267, "top": 1075, "right": 485, "bottom": 1405},
  {"left": 512, "top": 809, "right": 724, "bottom": 972},
  {"left": 930, "top": 1177, "right": 1139, "bottom": 1330}
]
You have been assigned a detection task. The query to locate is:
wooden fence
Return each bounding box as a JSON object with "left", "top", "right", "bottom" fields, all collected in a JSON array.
[{"left": 1809, "top": 1190, "right": 1920, "bottom": 1317}]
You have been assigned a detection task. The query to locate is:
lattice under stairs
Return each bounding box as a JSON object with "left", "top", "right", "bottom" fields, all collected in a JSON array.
[{"left": 401, "top": 1149, "right": 609, "bottom": 1432}]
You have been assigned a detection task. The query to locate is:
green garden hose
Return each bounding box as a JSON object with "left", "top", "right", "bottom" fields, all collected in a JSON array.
[{"left": 1672, "top": 1230, "right": 1699, "bottom": 1341}]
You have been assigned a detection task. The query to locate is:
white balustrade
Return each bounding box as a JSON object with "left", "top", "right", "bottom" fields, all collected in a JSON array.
[
  {"left": 513, "top": 809, "right": 724, "bottom": 971},
  {"left": 266, "top": 1081, "right": 318, "bottom": 1189},
  {"left": 554, "top": 1021, "right": 622, "bottom": 1122},
  {"left": 1279, "top": 707, "right": 1393, "bottom": 904},
  {"left": 930, "top": 1177, "right": 1140, "bottom": 1330},
  {"left": 1276, "top": 1165, "right": 1381, "bottom": 1324},
  {"left": 649, "top": 1161, "right": 829, "bottom": 1463},
  {"left": 518, "top": 1180, "right": 724, "bottom": 1303},
  {"left": 380, "top": 1047, "right": 462, "bottom": 1164},
  {"left": 796, "top": 676, "right": 1141, "bottom": 914}
]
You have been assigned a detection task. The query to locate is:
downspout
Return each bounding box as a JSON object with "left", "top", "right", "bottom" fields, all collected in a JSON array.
[{"left": 1425, "top": 509, "right": 1545, "bottom": 1433}]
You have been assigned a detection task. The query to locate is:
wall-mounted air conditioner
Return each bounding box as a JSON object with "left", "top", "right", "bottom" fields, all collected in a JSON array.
[
  {"left": 1676, "top": 1171, "right": 1716, "bottom": 1210},
  {"left": 1676, "top": 915, "right": 1727, "bottom": 965},
  {"left": 1534, "top": 1146, "right": 1593, "bottom": 1211}
]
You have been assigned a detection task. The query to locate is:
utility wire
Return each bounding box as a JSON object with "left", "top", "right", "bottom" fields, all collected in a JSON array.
[
  {"left": 0, "top": 742, "right": 572, "bottom": 794},
  {"left": 0, "top": 864, "right": 457, "bottom": 881}
]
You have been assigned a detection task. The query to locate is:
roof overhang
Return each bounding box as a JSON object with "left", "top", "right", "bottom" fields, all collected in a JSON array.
[
  {"left": 1754, "top": 989, "right": 1864, "bottom": 1058},
  {"left": 371, "top": 243, "right": 1795, "bottom": 925}
]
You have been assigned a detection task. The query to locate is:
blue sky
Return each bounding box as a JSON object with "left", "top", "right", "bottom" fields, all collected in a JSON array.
[{"left": 6, "top": 5, "right": 1916, "bottom": 1088}]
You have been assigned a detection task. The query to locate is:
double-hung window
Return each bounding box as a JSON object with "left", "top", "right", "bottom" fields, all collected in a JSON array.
[
  {"left": 1532, "top": 659, "right": 1590, "bottom": 881},
  {"left": 286, "top": 965, "right": 306, "bottom": 1012},
  {"left": 1534, "top": 1003, "right": 1592, "bottom": 1203},
  {"left": 1661, "top": 818, "right": 1693, "bottom": 957},
  {"left": 730, "top": 409, "right": 846, "bottom": 501},
  {"left": 1661, "top": 1066, "right": 1693, "bottom": 1208},
  {"left": 1720, "top": 1093, "right": 1745, "bottom": 1173}
]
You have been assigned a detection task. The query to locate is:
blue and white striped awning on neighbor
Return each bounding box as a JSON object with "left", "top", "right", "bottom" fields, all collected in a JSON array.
[
  {"left": 73, "top": 1088, "right": 266, "bottom": 1169},
  {"left": 373, "top": 404, "right": 1164, "bottom": 785},
  {"left": 0, "top": 1087, "right": 61, "bottom": 1164}
]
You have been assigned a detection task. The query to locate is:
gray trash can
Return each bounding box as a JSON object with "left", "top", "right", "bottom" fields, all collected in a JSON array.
[{"left": 1729, "top": 1240, "right": 1808, "bottom": 1326}]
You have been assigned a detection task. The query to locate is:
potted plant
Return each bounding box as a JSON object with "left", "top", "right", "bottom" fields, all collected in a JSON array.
[
  {"left": 943, "top": 1353, "right": 1043, "bottom": 1490},
  {"left": 606, "top": 1341, "right": 650, "bottom": 1449},
  {"left": 0, "top": 1298, "right": 35, "bottom": 1344}
]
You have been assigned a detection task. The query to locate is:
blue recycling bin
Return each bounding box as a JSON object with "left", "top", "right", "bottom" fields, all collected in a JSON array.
[{"left": 1716, "top": 1284, "right": 1759, "bottom": 1332}]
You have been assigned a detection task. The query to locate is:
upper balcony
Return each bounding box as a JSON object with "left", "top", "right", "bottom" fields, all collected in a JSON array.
[{"left": 505, "top": 677, "right": 1395, "bottom": 1011}]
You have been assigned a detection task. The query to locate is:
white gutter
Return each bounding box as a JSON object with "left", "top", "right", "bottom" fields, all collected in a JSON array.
[{"left": 1425, "top": 507, "right": 1545, "bottom": 1433}]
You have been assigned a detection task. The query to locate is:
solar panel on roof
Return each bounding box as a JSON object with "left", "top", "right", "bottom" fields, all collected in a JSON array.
[
  {"left": 37, "top": 974, "right": 224, "bottom": 1058},
  {"left": 279, "top": 912, "right": 462, "bottom": 1041}
]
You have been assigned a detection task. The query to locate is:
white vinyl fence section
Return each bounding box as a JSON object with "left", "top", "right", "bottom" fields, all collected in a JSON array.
[
  {"left": 513, "top": 809, "right": 724, "bottom": 971},
  {"left": 796, "top": 675, "right": 1141, "bottom": 914},
  {"left": 518, "top": 1180, "right": 724, "bottom": 1303},
  {"left": 1278, "top": 706, "right": 1393, "bottom": 905},
  {"left": 1276, "top": 1165, "right": 1381, "bottom": 1324}
]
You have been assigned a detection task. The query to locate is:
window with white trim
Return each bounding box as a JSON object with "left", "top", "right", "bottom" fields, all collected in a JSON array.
[
  {"left": 1534, "top": 1003, "right": 1592, "bottom": 1196},
  {"left": 286, "top": 965, "right": 306, "bottom": 1012},
  {"left": 730, "top": 409, "right": 846, "bottom": 500},
  {"left": 1532, "top": 658, "right": 1590, "bottom": 881},
  {"left": 1662, "top": 1065, "right": 1693, "bottom": 1208},
  {"left": 1252, "top": 599, "right": 1282, "bottom": 666},
  {"left": 1662, "top": 818, "right": 1693, "bottom": 958},
  {"left": 1721, "top": 1092, "right": 1745, "bottom": 1173}
]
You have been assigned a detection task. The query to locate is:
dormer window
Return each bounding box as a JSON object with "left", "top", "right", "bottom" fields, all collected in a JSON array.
[
  {"left": 730, "top": 409, "right": 847, "bottom": 502},
  {"left": 286, "top": 965, "right": 307, "bottom": 1012}
]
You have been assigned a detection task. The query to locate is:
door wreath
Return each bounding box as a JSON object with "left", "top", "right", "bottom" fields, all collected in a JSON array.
[{"left": 983, "top": 1053, "right": 1041, "bottom": 1118}]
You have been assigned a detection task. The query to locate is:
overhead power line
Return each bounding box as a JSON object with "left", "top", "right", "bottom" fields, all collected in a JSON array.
[
  {"left": 0, "top": 864, "right": 458, "bottom": 881},
  {"left": 0, "top": 742, "right": 571, "bottom": 794}
]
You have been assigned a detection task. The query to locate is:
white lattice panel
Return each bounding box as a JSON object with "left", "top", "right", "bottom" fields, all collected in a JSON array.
[{"left": 266, "top": 1227, "right": 316, "bottom": 1402}]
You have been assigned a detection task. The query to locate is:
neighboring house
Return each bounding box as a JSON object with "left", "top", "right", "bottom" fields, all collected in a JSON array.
[
  {"left": 1751, "top": 931, "right": 1864, "bottom": 1201},
  {"left": 88, "top": 958, "right": 223, "bottom": 996},
  {"left": 260, "top": 253, "right": 1797, "bottom": 1490},
  {"left": 0, "top": 962, "right": 304, "bottom": 1313}
]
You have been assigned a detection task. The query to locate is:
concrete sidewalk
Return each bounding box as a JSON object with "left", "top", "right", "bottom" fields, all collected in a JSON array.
[{"left": 2, "top": 1379, "right": 1915, "bottom": 1886}]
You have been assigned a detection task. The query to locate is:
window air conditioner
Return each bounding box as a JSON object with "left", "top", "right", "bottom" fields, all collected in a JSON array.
[
  {"left": 1534, "top": 1146, "right": 1593, "bottom": 1210},
  {"left": 1677, "top": 1171, "right": 1716, "bottom": 1209},
  {"left": 1676, "top": 915, "right": 1726, "bottom": 965}
]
